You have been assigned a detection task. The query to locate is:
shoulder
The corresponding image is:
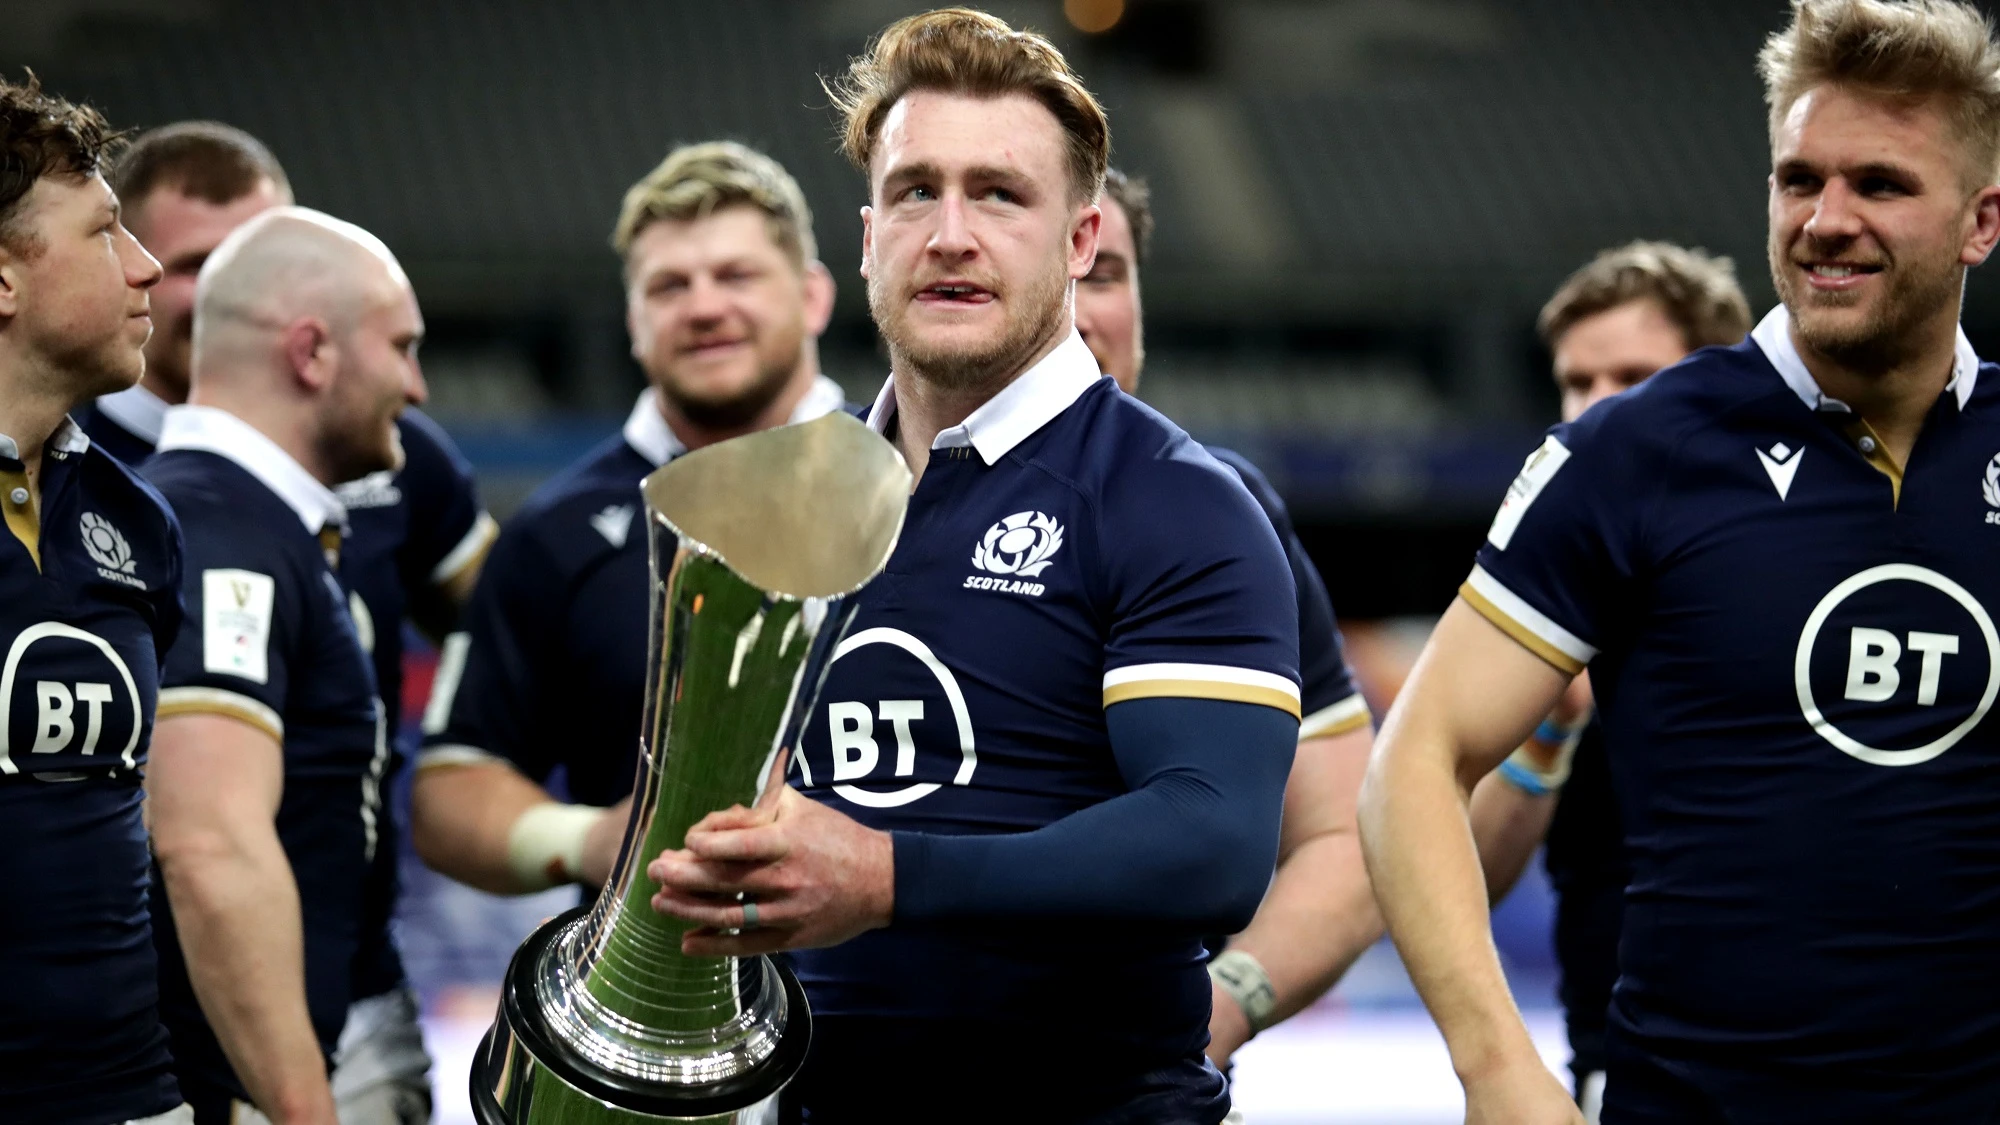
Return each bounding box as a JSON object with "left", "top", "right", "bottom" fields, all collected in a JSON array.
[
  {"left": 1562, "top": 339, "right": 1784, "bottom": 459},
  {"left": 498, "top": 433, "right": 649, "bottom": 565},
  {"left": 1202, "top": 444, "right": 1292, "bottom": 530},
  {"left": 394, "top": 408, "right": 475, "bottom": 481},
  {"left": 141, "top": 451, "right": 305, "bottom": 567}
]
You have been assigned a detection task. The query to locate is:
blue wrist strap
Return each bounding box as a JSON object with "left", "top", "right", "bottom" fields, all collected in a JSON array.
[
  {"left": 1497, "top": 756, "right": 1555, "bottom": 797},
  {"left": 1535, "top": 717, "right": 1579, "bottom": 745}
]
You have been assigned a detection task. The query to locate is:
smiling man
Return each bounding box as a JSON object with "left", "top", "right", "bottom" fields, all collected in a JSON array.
[
  {"left": 642, "top": 10, "right": 1300, "bottom": 1123},
  {"left": 1361, "top": 1, "right": 2000, "bottom": 1122},
  {"left": 411, "top": 141, "right": 843, "bottom": 896}
]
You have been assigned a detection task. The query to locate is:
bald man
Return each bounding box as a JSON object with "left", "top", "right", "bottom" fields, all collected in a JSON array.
[{"left": 141, "top": 207, "right": 427, "bottom": 1125}]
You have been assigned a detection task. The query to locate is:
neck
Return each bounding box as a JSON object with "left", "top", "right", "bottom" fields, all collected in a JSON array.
[
  {"left": 189, "top": 378, "right": 336, "bottom": 486},
  {"left": 659, "top": 353, "right": 822, "bottom": 454},
  {"left": 1791, "top": 303, "right": 1961, "bottom": 466},
  {"left": 889, "top": 324, "right": 1067, "bottom": 483},
  {"left": 139, "top": 366, "right": 189, "bottom": 406},
  {"left": 0, "top": 340, "right": 87, "bottom": 479}
]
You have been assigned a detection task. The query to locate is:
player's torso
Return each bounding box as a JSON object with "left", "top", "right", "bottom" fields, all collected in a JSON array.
[
  {"left": 795, "top": 443, "right": 1119, "bottom": 834},
  {"left": 1601, "top": 377, "right": 2000, "bottom": 1061},
  {"left": 544, "top": 476, "right": 654, "bottom": 805},
  {"left": 0, "top": 448, "right": 180, "bottom": 1122}
]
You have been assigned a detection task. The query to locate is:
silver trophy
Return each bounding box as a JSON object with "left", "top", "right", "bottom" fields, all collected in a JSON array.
[{"left": 471, "top": 412, "right": 911, "bottom": 1124}]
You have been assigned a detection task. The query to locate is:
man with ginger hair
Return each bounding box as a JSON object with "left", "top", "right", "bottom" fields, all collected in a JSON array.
[
  {"left": 1362, "top": 1, "right": 2000, "bottom": 1121},
  {"left": 144, "top": 207, "right": 427, "bottom": 1125},
  {"left": 644, "top": 10, "right": 1300, "bottom": 1122}
]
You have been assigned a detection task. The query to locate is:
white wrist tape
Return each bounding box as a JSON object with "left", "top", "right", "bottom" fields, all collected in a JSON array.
[
  {"left": 506, "top": 802, "right": 602, "bottom": 891},
  {"left": 1208, "top": 949, "right": 1278, "bottom": 1035}
]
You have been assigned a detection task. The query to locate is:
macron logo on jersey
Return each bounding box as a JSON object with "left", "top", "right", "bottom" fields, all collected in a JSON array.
[
  {"left": 965, "top": 510, "right": 1064, "bottom": 597},
  {"left": 1757, "top": 442, "right": 1804, "bottom": 501},
  {"left": 80, "top": 512, "right": 144, "bottom": 589},
  {"left": 591, "top": 504, "right": 635, "bottom": 549}
]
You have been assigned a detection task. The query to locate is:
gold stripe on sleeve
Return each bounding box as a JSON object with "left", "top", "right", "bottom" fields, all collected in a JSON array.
[
  {"left": 1457, "top": 582, "right": 1587, "bottom": 675},
  {"left": 1102, "top": 678, "right": 1304, "bottom": 719},
  {"left": 156, "top": 687, "right": 285, "bottom": 743},
  {"left": 1298, "top": 694, "right": 1373, "bottom": 739}
]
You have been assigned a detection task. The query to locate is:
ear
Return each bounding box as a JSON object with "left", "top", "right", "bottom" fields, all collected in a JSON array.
[
  {"left": 281, "top": 317, "right": 337, "bottom": 393},
  {"left": 802, "top": 260, "right": 836, "bottom": 336},
  {"left": 858, "top": 206, "right": 874, "bottom": 281},
  {"left": 1068, "top": 202, "right": 1102, "bottom": 282},
  {"left": 1963, "top": 184, "right": 2000, "bottom": 267},
  {"left": 625, "top": 281, "right": 648, "bottom": 363},
  {"left": 0, "top": 243, "right": 21, "bottom": 321}
]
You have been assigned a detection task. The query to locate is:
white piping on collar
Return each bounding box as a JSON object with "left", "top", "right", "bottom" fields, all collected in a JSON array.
[
  {"left": 864, "top": 330, "right": 1106, "bottom": 465},
  {"left": 0, "top": 416, "right": 91, "bottom": 462},
  {"left": 1752, "top": 305, "right": 1979, "bottom": 413},
  {"left": 92, "top": 383, "right": 170, "bottom": 446},
  {"left": 156, "top": 405, "right": 346, "bottom": 534},
  {"left": 622, "top": 374, "right": 847, "bottom": 468}
]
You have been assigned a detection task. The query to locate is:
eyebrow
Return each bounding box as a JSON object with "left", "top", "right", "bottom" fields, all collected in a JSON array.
[
  {"left": 882, "top": 161, "right": 1032, "bottom": 191},
  {"left": 1777, "top": 156, "right": 1924, "bottom": 184}
]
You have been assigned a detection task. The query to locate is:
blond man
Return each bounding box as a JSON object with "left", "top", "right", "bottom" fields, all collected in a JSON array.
[
  {"left": 644, "top": 10, "right": 1300, "bottom": 1122},
  {"left": 1362, "top": 1, "right": 2000, "bottom": 1121},
  {"left": 411, "top": 142, "right": 842, "bottom": 893},
  {"left": 1463, "top": 242, "right": 1752, "bottom": 1123}
]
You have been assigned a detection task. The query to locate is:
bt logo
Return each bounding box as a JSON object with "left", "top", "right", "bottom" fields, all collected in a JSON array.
[
  {"left": 0, "top": 623, "right": 142, "bottom": 773},
  {"left": 800, "top": 627, "right": 975, "bottom": 808},
  {"left": 1795, "top": 565, "right": 1999, "bottom": 766}
]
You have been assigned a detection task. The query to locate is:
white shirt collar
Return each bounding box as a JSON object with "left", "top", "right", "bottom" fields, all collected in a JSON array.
[
  {"left": 92, "top": 383, "right": 170, "bottom": 445},
  {"left": 864, "top": 330, "right": 1106, "bottom": 465},
  {"left": 1752, "top": 305, "right": 1980, "bottom": 413},
  {"left": 622, "top": 374, "right": 848, "bottom": 468},
  {"left": 156, "top": 405, "right": 346, "bottom": 534},
  {"left": 0, "top": 416, "right": 91, "bottom": 462}
]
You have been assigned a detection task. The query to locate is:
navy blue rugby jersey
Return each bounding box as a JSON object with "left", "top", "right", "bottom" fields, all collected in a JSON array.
[
  {"left": 418, "top": 379, "right": 845, "bottom": 805},
  {"left": 83, "top": 387, "right": 493, "bottom": 1002},
  {"left": 0, "top": 419, "right": 186, "bottom": 1125},
  {"left": 1464, "top": 306, "right": 2000, "bottom": 1082},
  {"left": 788, "top": 333, "right": 1301, "bottom": 1067},
  {"left": 143, "top": 406, "right": 387, "bottom": 1101},
  {"left": 334, "top": 410, "right": 491, "bottom": 998},
  {"left": 1207, "top": 445, "right": 1369, "bottom": 738}
]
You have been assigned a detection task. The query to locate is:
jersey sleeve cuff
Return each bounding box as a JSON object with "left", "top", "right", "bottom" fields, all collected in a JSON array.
[
  {"left": 156, "top": 686, "right": 284, "bottom": 742},
  {"left": 1102, "top": 663, "right": 1302, "bottom": 719},
  {"left": 415, "top": 743, "right": 510, "bottom": 771},
  {"left": 429, "top": 511, "right": 499, "bottom": 587},
  {"left": 1298, "top": 693, "right": 1372, "bottom": 739},
  {"left": 1459, "top": 565, "right": 1594, "bottom": 675}
]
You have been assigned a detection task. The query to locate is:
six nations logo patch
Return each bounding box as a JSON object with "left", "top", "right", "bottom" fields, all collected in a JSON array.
[
  {"left": 81, "top": 512, "right": 144, "bottom": 590},
  {"left": 966, "top": 510, "right": 1064, "bottom": 597}
]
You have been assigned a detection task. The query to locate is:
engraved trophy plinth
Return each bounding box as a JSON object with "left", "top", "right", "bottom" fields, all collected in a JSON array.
[{"left": 471, "top": 413, "right": 911, "bottom": 1124}]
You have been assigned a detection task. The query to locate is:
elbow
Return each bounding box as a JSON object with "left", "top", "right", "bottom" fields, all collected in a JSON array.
[
  {"left": 1185, "top": 819, "right": 1282, "bottom": 935},
  {"left": 408, "top": 768, "right": 460, "bottom": 873}
]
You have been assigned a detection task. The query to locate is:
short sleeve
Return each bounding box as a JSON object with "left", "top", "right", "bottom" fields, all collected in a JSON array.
[
  {"left": 1210, "top": 447, "right": 1370, "bottom": 739},
  {"left": 394, "top": 411, "right": 494, "bottom": 596},
  {"left": 416, "top": 520, "right": 560, "bottom": 781},
  {"left": 156, "top": 515, "right": 302, "bottom": 743},
  {"left": 1461, "top": 415, "right": 1644, "bottom": 675},
  {"left": 1098, "top": 443, "right": 1302, "bottom": 719}
]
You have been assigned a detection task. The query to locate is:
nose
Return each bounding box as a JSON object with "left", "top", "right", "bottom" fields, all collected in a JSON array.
[
  {"left": 685, "top": 272, "right": 730, "bottom": 323},
  {"left": 1804, "top": 177, "right": 1864, "bottom": 242},
  {"left": 126, "top": 231, "right": 162, "bottom": 290},
  {"left": 404, "top": 359, "right": 429, "bottom": 407},
  {"left": 927, "top": 193, "right": 977, "bottom": 261}
]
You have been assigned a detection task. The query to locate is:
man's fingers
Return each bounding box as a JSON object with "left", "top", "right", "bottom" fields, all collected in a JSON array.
[
  {"left": 682, "top": 925, "right": 796, "bottom": 957},
  {"left": 649, "top": 887, "right": 758, "bottom": 928},
  {"left": 685, "top": 822, "right": 790, "bottom": 863},
  {"left": 646, "top": 851, "right": 772, "bottom": 895},
  {"left": 687, "top": 803, "right": 775, "bottom": 835}
]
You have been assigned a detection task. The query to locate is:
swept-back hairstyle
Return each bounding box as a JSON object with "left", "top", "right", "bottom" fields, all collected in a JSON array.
[
  {"left": 1759, "top": 0, "right": 2000, "bottom": 186},
  {"left": 109, "top": 121, "right": 292, "bottom": 213},
  {"left": 1539, "top": 241, "right": 1753, "bottom": 352},
  {"left": 0, "top": 73, "right": 120, "bottom": 253},
  {"left": 826, "top": 7, "right": 1111, "bottom": 202}
]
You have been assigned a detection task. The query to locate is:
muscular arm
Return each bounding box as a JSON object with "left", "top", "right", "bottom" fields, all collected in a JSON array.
[
  {"left": 410, "top": 760, "right": 624, "bottom": 894},
  {"left": 1359, "top": 599, "right": 1573, "bottom": 1093},
  {"left": 1467, "top": 775, "right": 1559, "bottom": 904},
  {"left": 1209, "top": 726, "right": 1380, "bottom": 1061},
  {"left": 148, "top": 714, "right": 334, "bottom": 1125}
]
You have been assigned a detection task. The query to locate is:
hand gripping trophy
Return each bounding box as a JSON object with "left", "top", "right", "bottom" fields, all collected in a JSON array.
[{"left": 472, "top": 413, "right": 911, "bottom": 1124}]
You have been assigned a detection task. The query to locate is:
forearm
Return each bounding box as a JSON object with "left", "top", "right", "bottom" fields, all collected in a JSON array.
[
  {"left": 411, "top": 761, "right": 603, "bottom": 894},
  {"left": 895, "top": 699, "right": 1296, "bottom": 930},
  {"left": 158, "top": 837, "right": 330, "bottom": 1124},
  {"left": 1225, "top": 828, "right": 1381, "bottom": 1025},
  {"left": 1467, "top": 772, "right": 1558, "bottom": 904},
  {"left": 1360, "top": 736, "right": 1540, "bottom": 1080}
]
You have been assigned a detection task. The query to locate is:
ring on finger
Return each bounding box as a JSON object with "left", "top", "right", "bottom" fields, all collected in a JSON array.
[{"left": 742, "top": 900, "right": 760, "bottom": 930}]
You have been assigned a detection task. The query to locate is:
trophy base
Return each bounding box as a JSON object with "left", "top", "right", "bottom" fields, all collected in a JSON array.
[{"left": 470, "top": 909, "right": 812, "bottom": 1124}]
